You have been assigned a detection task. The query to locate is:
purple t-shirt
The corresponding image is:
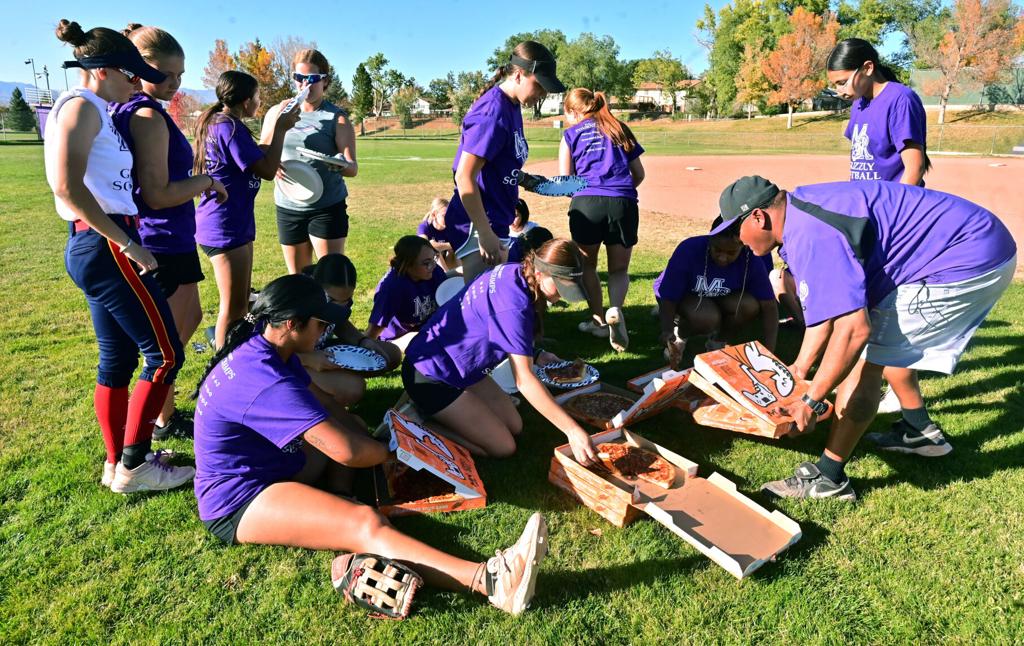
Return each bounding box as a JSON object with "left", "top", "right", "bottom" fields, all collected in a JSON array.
[
  {"left": 417, "top": 219, "right": 448, "bottom": 244},
  {"left": 563, "top": 118, "right": 644, "bottom": 200},
  {"left": 195, "top": 117, "right": 265, "bottom": 248},
  {"left": 845, "top": 82, "right": 926, "bottom": 183},
  {"left": 443, "top": 86, "right": 528, "bottom": 249},
  {"left": 111, "top": 93, "right": 197, "bottom": 254},
  {"left": 779, "top": 182, "right": 1017, "bottom": 327},
  {"left": 654, "top": 235, "right": 774, "bottom": 304},
  {"left": 405, "top": 263, "right": 534, "bottom": 388},
  {"left": 193, "top": 333, "right": 328, "bottom": 521},
  {"left": 369, "top": 265, "right": 447, "bottom": 340}
]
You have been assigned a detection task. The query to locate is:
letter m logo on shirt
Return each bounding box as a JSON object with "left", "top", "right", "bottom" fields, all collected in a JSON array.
[
  {"left": 694, "top": 275, "right": 729, "bottom": 297},
  {"left": 850, "top": 123, "right": 873, "bottom": 161}
]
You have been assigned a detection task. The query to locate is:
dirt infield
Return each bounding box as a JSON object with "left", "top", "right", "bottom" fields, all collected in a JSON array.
[{"left": 525, "top": 154, "right": 1024, "bottom": 274}]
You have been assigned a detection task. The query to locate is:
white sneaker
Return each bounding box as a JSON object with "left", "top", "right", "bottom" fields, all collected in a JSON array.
[
  {"left": 486, "top": 512, "right": 548, "bottom": 615},
  {"left": 605, "top": 307, "right": 629, "bottom": 353},
  {"left": 877, "top": 386, "right": 902, "bottom": 414},
  {"left": 110, "top": 452, "right": 195, "bottom": 493},
  {"left": 101, "top": 449, "right": 177, "bottom": 488},
  {"left": 578, "top": 320, "right": 609, "bottom": 338}
]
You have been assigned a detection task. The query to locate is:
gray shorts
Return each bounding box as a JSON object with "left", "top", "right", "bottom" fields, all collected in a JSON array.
[
  {"left": 454, "top": 222, "right": 510, "bottom": 260},
  {"left": 864, "top": 256, "right": 1015, "bottom": 374}
]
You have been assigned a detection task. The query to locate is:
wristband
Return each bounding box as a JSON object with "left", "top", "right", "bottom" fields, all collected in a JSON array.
[
  {"left": 533, "top": 346, "right": 544, "bottom": 360},
  {"left": 801, "top": 393, "right": 829, "bottom": 416},
  {"left": 119, "top": 238, "right": 134, "bottom": 252}
]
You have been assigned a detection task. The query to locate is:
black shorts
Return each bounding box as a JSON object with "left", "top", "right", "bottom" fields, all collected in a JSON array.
[
  {"left": 277, "top": 201, "right": 349, "bottom": 246},
  {"left": 401, "top": 359, "right": 463, "bottom": 417},
  {"left": 150, "top": 248, "right": 205, "bottom": 298},
  {"left": 203, "top": 496, "right": 257, "bottom": 545},
  {"left": 568, "top": 195, "right": 639, "bottom": 247},
  {"left": 199, "top": 241, "right": 249, "bottom": 258}
]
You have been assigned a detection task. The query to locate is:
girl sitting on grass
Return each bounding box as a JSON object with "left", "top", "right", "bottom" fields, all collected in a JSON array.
[{"left": 366, "top": 236, "right": 447, "bottom": 352}]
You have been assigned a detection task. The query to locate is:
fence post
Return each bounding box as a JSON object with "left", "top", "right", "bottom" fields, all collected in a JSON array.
[{"left": 991, "top": 130, "right": 997, "bottom": 155}]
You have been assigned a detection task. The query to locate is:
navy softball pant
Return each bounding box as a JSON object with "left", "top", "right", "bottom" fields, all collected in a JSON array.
[{"left": 65, "top": 219, "right": 184, "bottom": 388}]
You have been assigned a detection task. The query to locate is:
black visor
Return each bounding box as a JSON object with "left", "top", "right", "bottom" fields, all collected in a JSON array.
[
  {"left": 63, "top": 48, "right": 166, "bottom": 84},
  {"left": 510, "top": 54, "right": 565, "bottom": 94}
]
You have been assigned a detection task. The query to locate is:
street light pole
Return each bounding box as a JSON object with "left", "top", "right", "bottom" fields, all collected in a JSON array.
[
  {"left": 24, "top": 58, "right": 37, "bottom": 94},
  {"left": 40, "top": 65, "right": 52, "bottom": 104}
]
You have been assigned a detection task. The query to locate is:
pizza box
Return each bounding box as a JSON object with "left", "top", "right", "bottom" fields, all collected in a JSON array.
[
  {"left": 625, "top": 366, "right": 706, "bottom": 412},
  {"left": 554, "top": 382, "right": 639, "bottom": 429},
  {"left": 374, "top": 409, "right": 487, "bottom": 516},
  {"left": 549, "top": 427, "right": 801, "bottom": 579},
  {"left": 690, "top": 341, "right": 833, "bottom": 438}
]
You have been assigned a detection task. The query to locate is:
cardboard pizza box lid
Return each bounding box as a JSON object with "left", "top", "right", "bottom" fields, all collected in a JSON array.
[
  {"left": 691, "top": 341, "right": 832, "bottom": 434},
  {"left": 385, "top": 409, "right": 486, "bottom": 501},
  {"left": 626, "top": 366, "right": 706, "bottom": 412},
  {"left": 691, "top": 398, "right": 778, "bottom": 437},
  {"left": 610, "top": 368, "right": 694, "bottom": 429}
]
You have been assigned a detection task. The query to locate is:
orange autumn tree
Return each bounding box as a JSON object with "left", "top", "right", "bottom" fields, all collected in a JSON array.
[
  {"left": 918, "top": 0, "right": 1022, "bottom": 124},
  {"left": 735, "top": 43, "right": 773, "bottom": 119},
  {"left": 235, "top": 39, "right": 288, "bottom": 116},
  {"left": 762, "top": 7, "right": 839, "bottom": 128},
  {"left": 203, "top": 39, "right": 235, "bottom": 90}
]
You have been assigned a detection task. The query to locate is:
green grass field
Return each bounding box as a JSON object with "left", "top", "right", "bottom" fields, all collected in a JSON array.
[{"left": 1, "top": 136, "right": 1022, "bottom": 645}]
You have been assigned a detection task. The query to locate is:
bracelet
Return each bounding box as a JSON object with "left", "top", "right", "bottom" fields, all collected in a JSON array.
[
  {"left": 533, "top": 346, "right": 544, "bottom": 360},
  {"left": 801, "top": 393, "right": 829, "bottom": 416},
  {"left": 118, "top": 238, "right": 134, "bottom": 252}
]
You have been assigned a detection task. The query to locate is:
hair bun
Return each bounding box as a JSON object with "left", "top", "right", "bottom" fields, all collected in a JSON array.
[
  {"left": 55, "top": 19, "right": 88, "bottom": 47},
  {"left": 122, "top": 22, "right": 144, "bottom": 37}
]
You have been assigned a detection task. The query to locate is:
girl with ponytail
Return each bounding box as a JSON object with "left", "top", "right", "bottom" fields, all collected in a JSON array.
[
  {"left": 443, "top": 41, "right": 566, "bottom": 285},
  {"left": 559, "top": 88, "right": 646, "bottom": 353},
  {"left": 193, "top": 70, "right": 300, "bottom": 349},
  {"left": 366, "top": 236, "right": 447, "bottom": 351},
  {"left": 400, "top": 239, "right": 599, "bottom": 466},
  {"left": 826, "top": 38, "right": 932, "bottom": 420},
  {"left": 192, "top": 273, "right": 549, "bottom": 615}
]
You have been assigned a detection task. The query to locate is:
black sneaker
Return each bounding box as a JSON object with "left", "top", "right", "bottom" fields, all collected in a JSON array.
[
  {"left": 153, "top": 410, "right": 194, "bottom": 441},
  {"left": 865, "top": 419, "right": 952, "bottom": 457},
  {"left": 761, "top": 462, "right": 857, "bottom": 501}
]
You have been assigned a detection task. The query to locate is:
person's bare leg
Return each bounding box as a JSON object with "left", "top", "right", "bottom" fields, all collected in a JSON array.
[
  {"left": 824, "top": 359, "right": 885, "bottom": 462},
  {"left": 310, "top": 234, "right": 345, "bottom": 259},
  {"left": 236, "top": 482, "right": 483, "bottom": 592},
  {"left": 882, "top": 366, "right": 925, "bottom": 409},
  {"left": 577, "top": 242, "right": 605, "bottom": 324},
  {"left": 281, "top": 242, "right": 314, "bottom": 275},
  {"left": 676, "top": 293, "right": 722, "bottom": 339},
  {"left": 431, "top": 389, "right": 518, "bottom": 457},
  {"left": 466, "top": 376, "right": 522, "bottom": 436},
  {"left": 210, "top": 243, "right": 253, "bottom": 350},
  {"left": 605, "top": 244, "right": 632, "bottom": 309},
  {"left": 717, "top": 292, "right": 760, "bottom": 343},
  {"left": 157, "top": 282, "right": 202, "bottom": 426}
]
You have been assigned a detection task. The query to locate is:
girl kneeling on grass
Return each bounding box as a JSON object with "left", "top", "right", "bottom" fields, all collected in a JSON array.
[
  {"left": 298, "top": 254, "right": 401, "bottom": 411},
  {"left": 401, "top": 238, "right": 600, "bottom": 465},
  {"left": 366, "top": 236, "right": 447, "bottom": 352},
  {"left": 192, "top": 273, "right": 547, "bottom": 614}
]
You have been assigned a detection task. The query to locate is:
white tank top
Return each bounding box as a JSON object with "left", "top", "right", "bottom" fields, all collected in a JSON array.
[{"left": 44, "top": 88, "right": 137, "bottom": 221}]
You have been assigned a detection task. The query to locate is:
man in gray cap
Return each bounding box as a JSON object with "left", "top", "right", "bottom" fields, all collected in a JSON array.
[{"left": 711, "top": 176, "right": 1016, "bottom": 501}]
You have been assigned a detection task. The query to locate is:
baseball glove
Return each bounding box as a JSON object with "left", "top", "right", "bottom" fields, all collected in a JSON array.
[{"left": 331, "top": 553, "right": 423, "bottom": 620}]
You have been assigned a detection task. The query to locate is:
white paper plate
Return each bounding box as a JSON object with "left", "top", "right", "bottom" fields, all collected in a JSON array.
[
  {"left": 277, "top": 159, "right": 323, "bottom": 204},
  {"left": 488, "top": 358, "right": 518, "bottom": 394},
  {"left": 526, "top": 175, "right": 588, "bottom": 197},
  {"left": 534, "top": 360, "right": 600, "bottom": 389},
  {"left": 297, "top": 146, "right": 352, "bottom": 168},
  {"left": 324, "top": 345, "right": 387, "bottom": 372},
  {"left": 435, "top": 276, "right": 465, "bottom": 305}
]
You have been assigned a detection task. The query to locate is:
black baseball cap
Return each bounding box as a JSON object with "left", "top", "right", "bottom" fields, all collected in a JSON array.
[
  {"left": 710, "top": 176, "right": 780, "bottom": 236},
  {"left": 63, "top": 47, "right": 166, "bottom": 84},
  {"left": 258, "top": 274, "right": 352, "bottom": 326},
  {"left": 510, "top": 43, "right": 566, "bottom": 94},
  {"left": 534, "top": 257, "right": 587, "bottom": 303}
]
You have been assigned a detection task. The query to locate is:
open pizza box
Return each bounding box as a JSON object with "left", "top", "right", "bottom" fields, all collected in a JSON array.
[
  {"left": 373, "top": 409, "right": 487, "bottom": 517},
  {"left": 689, "top": 341, "right": 833, "bottom": 439},
  {"left": 554, "top": 368, "right": 690, "bottom": 430},
  {"left": 625, "top": 366, "right": 706, "bottom": 413},
  {"left": 548, "top": 427, "right": 801, "bottom": 579}
]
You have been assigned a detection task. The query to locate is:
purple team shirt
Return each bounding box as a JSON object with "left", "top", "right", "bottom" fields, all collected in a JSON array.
[
  {"left": 193, "top": 333, "right": 328, "bottom": 521},
  {"left": 405, "top": 263, "right": 534, "bottom": 388},
  {"left": 563, "top": 118, "right": 644, "bottom": 200},
  {"left": 369, "top": 265, "right": 447, "bottom": 340},
  {"left": 417, "top": 219, "right": 448, "bottom": 244},
  {"left": 845, "top": 82, "right": 926, "bottom": 183},
  {"left": 654, "top": 235, "right": 774, "bottom": 304},
  {"left": 443, "top": 87, "right": 528, "bottom": 249},
  {"left": 195, "top": 117, "right": 265, "bottom": 249},
  {"left": 111, "top": 93, "right": 197, "bottom": 254},
  {"left": 779, "top": 181, "right": 1017, "bottom": 327}
]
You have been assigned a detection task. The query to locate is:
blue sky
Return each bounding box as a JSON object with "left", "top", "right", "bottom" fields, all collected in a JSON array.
[{"left": 4, "top": 1, "right": 729, "bottom": 92}]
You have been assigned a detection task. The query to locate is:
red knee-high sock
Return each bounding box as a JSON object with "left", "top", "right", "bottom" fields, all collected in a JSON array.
[
  {"left": 94, "top": 384, "right": 129, "bottom": 464},
  {"left": 122, "top": 380, "right": 171, "bottom": 468}
]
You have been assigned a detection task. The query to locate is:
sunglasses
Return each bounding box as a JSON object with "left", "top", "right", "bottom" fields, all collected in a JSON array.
[
  {"left": 116, "top": 67, "right": 140, "bottom": 83},
  {"left": 293, "top": 72, "right": 327, "bottom": 84}
]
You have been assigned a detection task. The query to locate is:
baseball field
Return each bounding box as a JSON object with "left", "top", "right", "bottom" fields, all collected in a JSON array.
[{"left": 1, "top": 126, "right": 1022, "bottom": 643}]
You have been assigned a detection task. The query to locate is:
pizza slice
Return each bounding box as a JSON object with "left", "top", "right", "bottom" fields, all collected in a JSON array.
[
  {"left": 547, "top": 359, "right": 588, "bottom": 385},
  {"left": 388, "top": 463, "right": 457, "bottom": 502},
  {"left": 593, "top": 442, "right": 676, "bottom": 489},
  {"left": 564, "top": 392, "right": 635, "bottom": 422}
]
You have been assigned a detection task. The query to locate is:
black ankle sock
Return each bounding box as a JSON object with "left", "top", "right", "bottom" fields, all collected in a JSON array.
[
  {"left": 121, "top": 443, "right": 151, "bottom": 470},
  {"left": 902, "top": 407, "right": 933, "bottom": 432},
  {"left": 815, "top": 454, "right": 847, "bottom": 484}
]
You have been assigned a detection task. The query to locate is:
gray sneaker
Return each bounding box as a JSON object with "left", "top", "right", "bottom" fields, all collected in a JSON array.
[
  {"left": 761, "top": 462, "right": 857, "bottom": 501},
  {"left": 866, "top": 420, "right": 952, "bottom": 457}
]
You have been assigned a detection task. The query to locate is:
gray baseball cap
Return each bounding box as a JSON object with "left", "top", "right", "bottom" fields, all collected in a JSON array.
[{"left": 710, "top": 176, "right": 780, "bottom": 236}]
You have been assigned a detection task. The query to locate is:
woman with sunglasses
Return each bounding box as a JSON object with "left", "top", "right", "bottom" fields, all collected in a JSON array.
[
  {"left": 111, "top": 24, "right": 229, "bottom": 440},
  {"left": 260, "top": 49, "right": 358, "bottom": 274},
  {"left": 443, "top": 40, "right": 565, "bottom": 285},
  {"left": 46, "top": 19, "right": 195, "bottom": 492},
  {"left": 401, "top": 238, "right": 599, "bottom": 466},
  {"left": 826, "top": 39, "right": 934, "bottom": 425},
  {"left": 366, "top": 236, "right": 447, "bottom": 352}
]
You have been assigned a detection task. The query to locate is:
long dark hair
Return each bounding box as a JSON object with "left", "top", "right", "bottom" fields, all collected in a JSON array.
[
  {"left": 193, "top": 70, "right": 259, "bottom": 175},
  {"left": 826, "top": 38, "right": 898, "bottom": 82},
  {"left": 479, "top": 40, "right": 557, "bottom": 99},
  {"left": 390, "top": 235, "right": 433, "bottom": 277},
  {"left": 192, "top": 274, "right": 327, "bottom": 398}
]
